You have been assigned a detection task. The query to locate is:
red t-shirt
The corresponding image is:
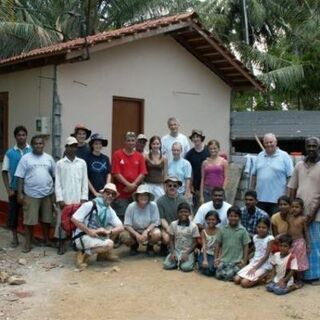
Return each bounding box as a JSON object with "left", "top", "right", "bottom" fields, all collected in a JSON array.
[{"left": 112, "top": 149, "right": 147, "bottom": 199}]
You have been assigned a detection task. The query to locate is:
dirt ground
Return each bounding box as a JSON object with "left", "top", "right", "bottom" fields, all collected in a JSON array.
[{"left": 0, "top": 228, "right": 319, "bottom": 320}]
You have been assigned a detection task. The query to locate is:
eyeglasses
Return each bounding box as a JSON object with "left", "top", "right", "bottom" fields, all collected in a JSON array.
[{"left": 168, "top": 184, "right": 179, "bottom": 188}]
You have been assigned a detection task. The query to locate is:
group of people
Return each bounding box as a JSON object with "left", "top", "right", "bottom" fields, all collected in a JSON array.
[{"left": 2, "top": 118, "right": 320, "bottom": 295}]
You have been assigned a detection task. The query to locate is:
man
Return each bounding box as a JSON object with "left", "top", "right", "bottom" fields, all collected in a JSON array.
[
  {"left": 168, "top": 142, "right": 192, "bottom": 199},
  {"left": 185, "top": 129, "right": 209, "bottom": 210},
  {"left": 287, "top": 137, "right": 320, "bottom": 283},
  {"left": 2, "top": 126, "right": 32, "bottom": 247},
  {"left": 71, "top": 183, "right": 124, "bottom": 269},
  {"left": 251, "top": 133, "right": 293, "bottom": 216},
  {"left": 157, "top": 176, "right": 188, "bottom": 255},
  {"left": 240, "top": 190, "right": 268, "bottom": 237},
  {"left": 193, "top": 187, "right": 232, "bottom": 230},
  {"left": 136, "top": 133, "right": 148, "bottom": 154},
  {"left": 112, "top": 132, "right": 147, "bottom": 219},
  {"left": 55, "top": 136, "right": 88, "bottom": 255},
  {"left": 161, "top": 117, "right": 190, "bottom": 162},
  {"left": 71, "top": 123, "right": 92, "bottom": 159},
  {"left": 15, "top": 135, "right": 55, "bottom": 253}
]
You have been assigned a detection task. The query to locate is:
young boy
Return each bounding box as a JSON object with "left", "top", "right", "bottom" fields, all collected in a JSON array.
[
  {"left": 214, "top": 206, "right": 251, "bottom": 281},
  {"left": 266, "top": 234, "right": 299, "bottom": 295},
  {"left": 163, "top": 202, "right": 199, "bottom": 272}
]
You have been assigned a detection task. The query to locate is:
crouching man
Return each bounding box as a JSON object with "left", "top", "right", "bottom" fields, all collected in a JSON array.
[{"left": 71, "top": 183, "right": 124, "bottom": 269}]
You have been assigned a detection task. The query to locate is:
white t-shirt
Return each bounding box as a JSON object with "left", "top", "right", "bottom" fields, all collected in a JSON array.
[
  {"left": 193, "top": 201, "right": 232, "bottom": 227},
  {"left": 271, "top": 252, "right": 298, "bottom": 286},
  {"left": 161, "top": 133, "right": 190, "bottom": 162},
  {"left": 251, "top": 234, "right": 274, "bottom": 270}
]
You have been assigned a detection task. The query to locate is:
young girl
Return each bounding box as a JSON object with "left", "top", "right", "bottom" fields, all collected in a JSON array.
[
  {"left": 198, "top": 211, "right": 220, "bottom": 276},
  {"left": 144, "top": 136, "right": 168, "bottom": 200},
  {"left": 200, "top": 140, "right": 228, "bottom": 204},
  {"left": 234, "top": 217, "right": 274, "bottom": 287},
  {"left": 287, "top": 198, "right": 310, "bottom": 284},
  {"left": 271, "top": 195, "right": 291, "bottom": 237}
]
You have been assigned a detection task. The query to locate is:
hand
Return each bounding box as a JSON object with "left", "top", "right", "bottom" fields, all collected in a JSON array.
[
  {"left": 246, "top": 267, "right": 256, "bottom": 276},
  {"left": 136, "top": 233, "right": 146, "bottom": 243},
  {"left": 184, "top": 191, "right": 192, "bottom": 200},
  {"left": 169, "top": 253, "right": 177, "bottom": 262},
  {"left": 180, "top": 253, "right": 188, "bottom": 262},
  {"left": 58, "top": 201, "right": 65, "bottom": 209},
  {"left": 124, "top": 183, "right": 137, "bottom": 193},
  {"left": 214, "top": 258, "right": 220, "bottom": 268},
  {"left": 306, "top": 214, "right": 315, "bottom": 225},
  {"left": 239, "top": 260, "right": 247, "bottom": 268},
  {"left": 7, "top": 189, "right": 15, "bottom": 197},
  {"left": 199, "top": 196, "right": 204, "bottom": 205},
  {"left": 17, "top": 193, "right": 24, "bottom": 204},
  {"left": 96, "top": 227, "right": 108, "bottom": 236},
  {"left": 278, "top": 279, "right": 286, "bottom": 288},
  {"left": 202, "top": 260, "right": 208, "bottom": 269},
  {"left": 88, "top": 229, "right": 98, "bottom": 237}
]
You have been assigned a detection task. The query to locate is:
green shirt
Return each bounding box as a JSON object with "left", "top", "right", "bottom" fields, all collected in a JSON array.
[
  {"left": 157, "top": 194, "right": 188, "bottom": 224},
  {"left": 216, "top": 224, "right": 251, "bottom": 263}
]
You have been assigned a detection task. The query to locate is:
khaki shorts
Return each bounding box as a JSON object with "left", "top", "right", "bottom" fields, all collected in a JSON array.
[{"left": 23, "top": 195, "right": 53, "bottom": 225}]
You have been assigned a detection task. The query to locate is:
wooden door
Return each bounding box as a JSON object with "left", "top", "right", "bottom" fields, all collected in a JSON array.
[{"left": 112, "top": 96, "right": 144, "bottom": 153}]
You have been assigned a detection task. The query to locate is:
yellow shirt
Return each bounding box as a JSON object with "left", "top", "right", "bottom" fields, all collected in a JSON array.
[{"left": 271, "top": 212, "right": 288, "bottom": 235}]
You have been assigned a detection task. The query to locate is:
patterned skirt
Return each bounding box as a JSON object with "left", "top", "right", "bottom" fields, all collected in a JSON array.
[
  {"left": 291, "top": 237, "right": 309, "bottom": 271},
  {"left": 304, "top": 221, "right": 320, "bottom": 280}
]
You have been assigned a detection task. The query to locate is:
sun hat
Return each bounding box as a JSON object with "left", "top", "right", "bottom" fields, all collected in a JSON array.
[
  {"left": 65, "top": 136, "right": 78, "bottom": 146},
  {"left": 189, "top": 129, "right": 205, "bottom": 141},
  {"left": 132, "top": 184, "right": 155, "bottom": 202},
  {"left": 164, "top": 176, "right": 182, "bottom": 187},
  {"left": 89, "top": 133, "right": 108, "bottom": 147},
  {"left": 71, "top": 124, "right": 92, "bottom": 140},
  {"left": 99, "top": 183, "right": 119, "bottom": 197}
]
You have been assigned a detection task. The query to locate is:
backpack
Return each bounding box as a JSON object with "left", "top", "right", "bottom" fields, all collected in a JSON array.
[{"left": 61, "top": 201, "right": 96, "bottom": 234}]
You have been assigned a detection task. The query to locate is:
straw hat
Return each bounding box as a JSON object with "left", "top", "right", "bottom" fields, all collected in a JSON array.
[{"left": 132, "top": 184, "right": 155, "bottom": 201}]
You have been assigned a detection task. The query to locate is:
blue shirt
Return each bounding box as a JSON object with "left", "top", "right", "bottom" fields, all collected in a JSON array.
[
  {"left": 252, "top": 148, "right": 293, "bottom": 203},
  {"left": 168, "top": 158, "right": 192, "bottom": 194},
  {"left": 240, "top": 206, "right": 268, "bottom": 236},
  {"left": 2, "top": 144, "right": 32, "bottom": 190}
]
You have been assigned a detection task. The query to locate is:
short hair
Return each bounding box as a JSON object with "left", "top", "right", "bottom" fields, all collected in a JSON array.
[
  {"left": 278, "top": 234, "right": 293, "bottom": 246},
  {"left": 14, "top": 125, "right": 28, "bottom": 137},
  {"left": 167, "top": 117, "right": 179, "bottom": 125},
  {"left": 172, "top": 142, "right": 182, "bottom": 150},
  {"left": 205, "top": 210, "right": 221, "bottom": 224},
  {"left": 292, "top": 197, "right": 304, "bottom": 208},
  {"left": 211, "top": 187, "right": 224, "bottom": 195},
  {"left": 263, "top": 133, "right": 277, "bottom": 142},
  {"left": 30, "top": 135, "right": 44, "bottom": 145},
  {"left": 207, "top": 139, "right": 220, "bottom": 149},
  {"left": 257, "top": 217, "right": 271, "bottom": 229},
  {"left": 227, "top": 205, "right": 241, "bottom": 217},
  {"left": 245, "top": 190, "right": 257, "bottom": 200},
  {"left": 277, "top": 195, "right": 291, "bottom": 205},
  {"left": 177, "top": 202, "right": 191, "bottom": 213}
]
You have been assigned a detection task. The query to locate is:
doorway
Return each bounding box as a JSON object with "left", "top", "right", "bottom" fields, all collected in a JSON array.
[{"left": 112, "top": 96, "right": 144, "bottom": 153}]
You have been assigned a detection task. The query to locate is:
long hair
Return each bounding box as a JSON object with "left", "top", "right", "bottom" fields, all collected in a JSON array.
[{"left": 148, "top": 135, "right": 162, "bottom": 160}]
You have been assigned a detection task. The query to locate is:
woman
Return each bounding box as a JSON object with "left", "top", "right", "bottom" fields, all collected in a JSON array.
[
  {"left": 200, "top": 139, "right": 228, "bottom": 204},
  {"left": 86, "top": 133, "right": 111, "bottom": 199},
  {"left": 144, "top": 135, "right": 167, "bottom": 200},
  {"left": 120, "top": 185, "right": 161, "bottom": 256}
]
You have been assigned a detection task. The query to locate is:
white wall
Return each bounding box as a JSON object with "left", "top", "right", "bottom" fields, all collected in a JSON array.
[
  {"left": 58, "top": 35, "right": 231, "bottom": 157},
  {"left": 0, "top": 66, "right": 54, "bottom": 200}
]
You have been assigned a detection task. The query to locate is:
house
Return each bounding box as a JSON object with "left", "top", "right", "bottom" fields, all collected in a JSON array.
[
  {"left": 231, "top": 111, "right": 320, "bottom": 154},
  {"left": 0, "top": 12, "right": 262, "bottom": 210}
]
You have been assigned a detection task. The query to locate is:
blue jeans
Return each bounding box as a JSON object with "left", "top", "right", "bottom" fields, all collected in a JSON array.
[
  {"left": 265, "top": 282, "right": 290, "bottom": 295},
  {"left": 198, "top": 253, "right": 216, "bottom": 276}
]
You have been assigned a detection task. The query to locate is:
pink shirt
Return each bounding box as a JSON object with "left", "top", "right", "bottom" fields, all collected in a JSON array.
[{"left": 204, "top": 162, "right": 224, "bottom": 188}]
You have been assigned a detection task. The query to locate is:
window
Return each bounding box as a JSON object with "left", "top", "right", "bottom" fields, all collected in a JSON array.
[{"left": 0, "top": 92, "right": 8, "bottom": 160}]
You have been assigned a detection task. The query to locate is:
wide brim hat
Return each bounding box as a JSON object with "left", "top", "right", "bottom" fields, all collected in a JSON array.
[
  {"left": 99, "top": 183, "right": 119, "bottom": 197},
  {"left": 132, "top": 184, "right": 155, "bottom": 202},
  {"left": 89, "top": 133, "right": 108, "bottom": 147},
  {"left": 71, "top": 124, "right": 92, "bottom": 140},
  {"left": 164, "top": 176, "right": 182, "bottom": 187},
  {"left": 189, "top": 129, "right": 205, "bottom": 141}
]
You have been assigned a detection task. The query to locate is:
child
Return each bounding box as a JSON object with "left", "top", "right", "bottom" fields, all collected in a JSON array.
[
  {"left": 214, "top": 206, "right": 251, "bottom": 281},
  {"left": 198, "top": 211, "right": 220, "bottom": 276},
  {"left": 266, "top": 234, "right": 299, "bottom": 295},
  {"left": 287, "top": 198, "right": 310, "bottom": 284},
  {"left": 234, "top": 217, "right": 274, "bottom": 287},
  {"left": 271, "top": 196, "right": 291, "bottom": 237},
  {"left": 163, "top": 202, "right": 199, "bottom": 272}
]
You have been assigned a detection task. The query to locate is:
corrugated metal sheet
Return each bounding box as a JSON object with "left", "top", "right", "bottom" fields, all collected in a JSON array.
[{"left": 231, "top": 111, "right": 320, "bottom": 140}]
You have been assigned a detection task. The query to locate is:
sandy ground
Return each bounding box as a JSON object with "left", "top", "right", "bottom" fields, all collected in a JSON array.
[{"left": 0, "top": 227, "right": 320, "bottom": 320}]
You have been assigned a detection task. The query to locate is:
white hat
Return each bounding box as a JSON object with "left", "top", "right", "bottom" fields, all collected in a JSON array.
[
  {"left": 65, "top": 136, "right": 78, "bottom": 146},
  {"left": 99, "top": 183, "right": 119, "bottom": 197},
  {"left": 137, "top": 134, "right": 148, "bottom": 141},
  {"left": 132, "top": 184, "right": 154, "bottom": 201}
]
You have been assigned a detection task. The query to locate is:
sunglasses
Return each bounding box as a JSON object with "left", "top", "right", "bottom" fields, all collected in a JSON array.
[{"left": 167, "top": 184, "right": 179, "bottom": 188}]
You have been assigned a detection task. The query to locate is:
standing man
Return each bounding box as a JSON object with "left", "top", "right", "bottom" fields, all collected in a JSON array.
[
  {"left": 15, "top": 135, "right": 55, "bottom": 253},
  {"left": 161, "top": 117, "right": 190, "bottom": 162},
  {"left": 251, "top": 133, "right": 293, "bottom": 216},
  {"left": 112, "top": 132, "right": 147, "bottom": 220},
  {"left": 71, "top": 124, "right": 92, "bottom": 160},
  {"left": 55, "top": 137, "right": 88, "bottom": 254},
  {"left": 194, "top": 187, "right": 232, "bottom": 230},
  {"left": 287, "top": 137, "right": 320, "bottom": 283},
  {"left": 185, "top": 129, "right": 209, "bottom": 210},
  {"left": 157, "top": 176, "right": 188, "bottom": 255},
  {"left": 2, "top": 126, "right": 32, "bottom": 247}
]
